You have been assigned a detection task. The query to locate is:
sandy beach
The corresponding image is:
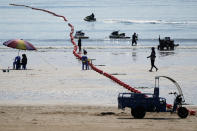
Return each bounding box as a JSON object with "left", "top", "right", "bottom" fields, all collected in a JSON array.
[{"left": 0, "top": 104, "right": 196, "bottom": 131}]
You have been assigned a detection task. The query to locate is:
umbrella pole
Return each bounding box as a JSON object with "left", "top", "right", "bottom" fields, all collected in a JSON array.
[{"left": 18, "top": 50, "right": 20, "bottom": 56}]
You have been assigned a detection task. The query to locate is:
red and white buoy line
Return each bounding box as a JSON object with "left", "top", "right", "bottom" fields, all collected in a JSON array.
[{"left": 10, "top": 4, "right": 196, "bottom": 115}]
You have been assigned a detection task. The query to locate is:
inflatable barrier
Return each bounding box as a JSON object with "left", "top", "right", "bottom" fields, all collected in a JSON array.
[
  {"left": 89, "top": 64, "right": 103, "bottom": 74},
  {"left": 190, "top": 110, "right": 196, "bottom": 115},
  {"left": 10, "top": 4, "right": 68, "bottom": 22}
]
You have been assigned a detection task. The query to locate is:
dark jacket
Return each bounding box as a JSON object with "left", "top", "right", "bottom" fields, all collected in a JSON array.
[
  {"left": 22, "top": 55, "right": 27, "bottom": 65},
  {"left": 147, "top": 51, "right": 156, "bottom": 61}
]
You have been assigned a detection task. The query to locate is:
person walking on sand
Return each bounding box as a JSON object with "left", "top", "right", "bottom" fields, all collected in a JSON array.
[
  {"left": 78, "top": 38, "right": 82, "bottom": 52},
  {"left": 132, "top": 32, "right": 138, "bottom": 46},
  {"left": 147, "top": 47, "right": 158, "bottom": 72}
]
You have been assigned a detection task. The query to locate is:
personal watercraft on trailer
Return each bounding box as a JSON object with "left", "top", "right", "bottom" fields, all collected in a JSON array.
[
  {"left": 109, "top": 31, "right": 130, "bottom": 39},
  {"left": 74, "top": 30, "right": 89, "bottom": 39}
]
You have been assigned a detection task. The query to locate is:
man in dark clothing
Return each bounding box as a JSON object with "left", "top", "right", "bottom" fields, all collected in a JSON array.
[
  {"left": 21, "top": 54, "right": 27, "bottom": 70},
  {"left": 147, "top": 47, "right": 158, "bottom": 72},
  {"left": 78, "top": 38, "right": 81, "bottom": 52},
  {"left": 91, "top": 13, "right": 94, "bottom": 19},
  {"left": 132, "top": 32, "right": 138, "bottom": 46}
]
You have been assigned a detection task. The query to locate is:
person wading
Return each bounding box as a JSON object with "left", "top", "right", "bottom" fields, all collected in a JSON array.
[
  {"left": 132, "top": 32, "right": 138, "bottom": 46},
  {"left": 78, "top": 38, "right": 82, "bottom": 52}
]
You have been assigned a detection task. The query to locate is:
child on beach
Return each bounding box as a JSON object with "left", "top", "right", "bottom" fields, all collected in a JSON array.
[
  {"left": 81, "top": 49, "right": 89, "bottom": 70},
  {"left": 147, "top": 47, "right": 158, "bottom": 72}
]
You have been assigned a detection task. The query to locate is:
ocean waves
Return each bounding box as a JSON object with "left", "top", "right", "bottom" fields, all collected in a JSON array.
[
  {"left": 1, "top": 38, "right": 197, "bottom": 49},
  {"left": 1, "top": 45, "right": 197, "bottom": 51},
  {"left": 103, "top": 19, "right": 197, "bottom": 25}
]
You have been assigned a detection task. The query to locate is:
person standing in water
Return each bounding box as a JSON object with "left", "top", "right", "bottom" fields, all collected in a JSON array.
[
  {"left": 90, "top": 13, "right": 95, "bottom": 19},
  {"left": 78, "top": 38, "right": 82, "bottom": 52},
  {"left": 147, "top": 47, "right": 158, "bottom": 72},
  {"left": 132, "top": 32, "right": 138, "bottom": 46}
]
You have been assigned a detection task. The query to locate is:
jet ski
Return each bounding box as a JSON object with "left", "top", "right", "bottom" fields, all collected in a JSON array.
[
  {"left": 74, "top": 30, "right": 89, "bottom": 39},
  {"left": 84, "top": 13, "right": 96, "bottom": 22},
  {"left": 109, "top": 31, "right": 130, "bottom": 39}
]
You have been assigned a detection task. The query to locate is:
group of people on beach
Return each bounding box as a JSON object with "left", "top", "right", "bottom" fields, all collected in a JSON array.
[
  {"left": 13, "top": 54, "right": 27, "bottom": 70},
  {"left": 132, "top": 33, "right": 158, "bottom": 72},
  {"left": 78, "top": 37, "right": 158, "bottom": 72}
]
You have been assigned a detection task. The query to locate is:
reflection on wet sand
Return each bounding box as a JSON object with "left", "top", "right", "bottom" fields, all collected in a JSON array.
[
  {"left": 159, "top": 51, "right": 175, "bottom": 57},
  {"left": 132, "top": 48, "right": 137, "bottom": 62}
]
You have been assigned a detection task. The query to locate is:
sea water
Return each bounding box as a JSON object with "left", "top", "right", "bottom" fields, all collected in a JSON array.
[
  {"left": 0, "top": 0, "right": 197, "bottom": 105},
  {"left": 1, "top": 0, "right": 197, "bottom": 47}
]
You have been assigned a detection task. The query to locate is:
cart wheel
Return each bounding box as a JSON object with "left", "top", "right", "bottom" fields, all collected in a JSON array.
[
  {"left": 177, "top": 107, "right": 189, "bottom": 118},
  {"left": 131, "top": 106, "right": 146, "bottom": 119}
]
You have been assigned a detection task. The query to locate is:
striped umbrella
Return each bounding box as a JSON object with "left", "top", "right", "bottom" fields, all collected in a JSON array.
[
  {"left": 3, "top": 39, "right": 36, "bottom": 50},
  {"left": 3, "top": 39, "right": 37, "bottom": 55}
]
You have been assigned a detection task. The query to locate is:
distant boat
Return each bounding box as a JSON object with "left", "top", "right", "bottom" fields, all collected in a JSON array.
[
  {"left": 84, "top": 14, "right": 96, "bottom": 22},
  {"left": 109, "top": 31, "right": 130, "bottom": 39},
  {"left": 74, "top": 30, "right": 89, "bottom": 39}
]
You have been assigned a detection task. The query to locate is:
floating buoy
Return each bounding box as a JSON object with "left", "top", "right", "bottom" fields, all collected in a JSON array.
[
  {"left": 166, "top": 104, "right": 172, "bottom": 109},
  {"left": 189, "top": 110, "right": 196, "bottom": 115}
]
